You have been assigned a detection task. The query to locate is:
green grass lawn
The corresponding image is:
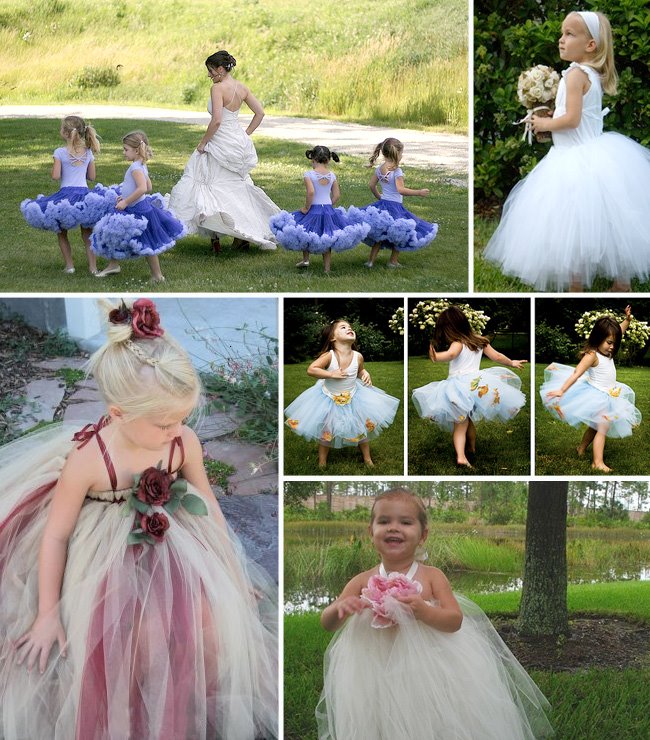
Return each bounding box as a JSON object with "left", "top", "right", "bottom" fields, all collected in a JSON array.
[
  {"left": 285, "top": 581, "right": 650, "bottom": 740},
  {"left": 0, "top": 0, "right": 467, "bottom": 131},
  {"left": 474, "top": 217, "right": 650, "bottom": 292},
  {"left": 283, "top": 361, "right": 403, "bottom": 475},
  {"left": 408, "top": 357, "right": 531, "bottom": 475},
  {"left": 535, "top": 364, "right": 650, "bottom": 475},
  {"left": 0, "top": 119, "right": 467, "bottom": 293}
]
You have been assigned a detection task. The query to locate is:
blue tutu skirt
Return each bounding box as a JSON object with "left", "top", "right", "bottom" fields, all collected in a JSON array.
[
  {"left": 348, "top": 200, "right": 438, "bottom": 251},
  {"left": 269, "top": 205, "right": 370, "bottom": 254},
  {"left": 412, "top": 369, "right": 525, "bottom": 432},
  {"left": 91, "top": 194, "right": 186, "bottom": 259},
  {"left": 285, "top": 379, "right": 399, "bottom": 448},
  {"left": 20, "top": 185, "right": 117, "bottom": 233},
  {"left": 540, "top": 363, "right": 641, "bottom": 438}
]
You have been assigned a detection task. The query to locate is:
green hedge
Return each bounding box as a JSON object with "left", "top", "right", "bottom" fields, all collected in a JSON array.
[{"left": 474, "top": 0, "right": 650, "bottom": 207}]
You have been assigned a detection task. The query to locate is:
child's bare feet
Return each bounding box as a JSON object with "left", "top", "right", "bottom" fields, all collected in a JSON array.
[
  {"left": 591, "top": 463, "right": 612, "bottom": 473},
  {"left": 364, "top": 458, "right": 374, "bottom": 468},
  {"left": 576, "top": 445, "right": 586, "bottom": 457},
  {"left": 456, "top": 457, "right": 473, "bottom": 469},
  {"left": 609, "top": 281, "right": 630, "bottom": 292}
]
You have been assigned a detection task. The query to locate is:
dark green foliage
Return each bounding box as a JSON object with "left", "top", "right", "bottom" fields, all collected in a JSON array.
[
  {"left": 475, "top": 0, "right": 650, "bottom": 207},
  {"left": 535, "top": 320, "right": 580, "bottom": 364},
  {"left": 74, "top": 66, "right": 121, "bottom": 89}
]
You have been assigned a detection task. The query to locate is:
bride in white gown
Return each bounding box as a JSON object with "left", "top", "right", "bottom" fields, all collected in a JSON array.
[{"left": 168, "top": 50, "right": 280, "bottom": 251}]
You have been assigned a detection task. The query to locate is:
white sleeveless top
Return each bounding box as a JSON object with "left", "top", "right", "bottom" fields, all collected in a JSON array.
[
  {"left": 322, "top": 350, "right": 359, "bottom": 400},
  {"left": 552, "top": 63, "right": 608, "bottom": 147},
  {"left": 448, "top": 344, "right": 482, "bottom": 377},
  {"left": 587, "top": 352, "right": 616, "bottom": 392}
]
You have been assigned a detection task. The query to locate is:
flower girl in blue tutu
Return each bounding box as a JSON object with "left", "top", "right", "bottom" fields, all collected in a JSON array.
[
  {"left": 20, "top": 116, "right": 115, "bottom": 275},
  {"left": 91, "top": 131, "right": 186, "bottom": 282},
  {"left": 412, "top": 306, "right": 527, "bottom": 468},
  {"left": 349, "top": 137, "right": 438, "bottom": 268},
  {"left": 269, "top": 146, "right": 369, "bottom": 274},
  {"left": 285, "top": 319, "right": 399, "bottom": 467},
  {"left": 541, "top": 305, "right": 641, "bottom": 472},
  {"left": 318, "top": 488, "right": 553, "bottom": 739}
]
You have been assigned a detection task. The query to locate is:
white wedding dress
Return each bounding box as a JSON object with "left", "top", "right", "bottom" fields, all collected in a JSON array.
[{"left": 168, "top": 94, "right": 280, "bottom": 249}]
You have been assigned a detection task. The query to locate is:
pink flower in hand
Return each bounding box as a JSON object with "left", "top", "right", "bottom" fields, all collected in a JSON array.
[{"left": 361, "top": 572, "right": 422, "bottom": 628}]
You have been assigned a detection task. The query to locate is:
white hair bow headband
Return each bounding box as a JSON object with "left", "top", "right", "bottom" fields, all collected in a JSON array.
[{"left": 577, "top": 10, "right": 600, "bottom": 45}]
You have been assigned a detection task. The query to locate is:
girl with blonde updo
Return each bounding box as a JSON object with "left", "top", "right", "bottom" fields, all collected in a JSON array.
[
  {"left": 92, "top": 131, "right": 186, "bottom": 282},
  {"left": 0, "top": 298, "right": 278, "bottom": 738},
  {"left": 20, "top": 115, "right": 114, "bottom": 275}
]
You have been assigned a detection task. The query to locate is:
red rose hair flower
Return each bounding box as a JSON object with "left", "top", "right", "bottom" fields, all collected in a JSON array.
[{"left": 131, "top": 298, "right": 164, "bottom": 339}]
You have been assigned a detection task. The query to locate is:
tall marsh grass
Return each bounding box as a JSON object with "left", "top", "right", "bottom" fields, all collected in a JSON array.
[{"left": 0, "top": 0, "right": 467, "bottom": 130}]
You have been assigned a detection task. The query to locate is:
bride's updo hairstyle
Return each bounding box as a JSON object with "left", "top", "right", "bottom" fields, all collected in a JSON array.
[
  {"left": 205, "top": 50, "right": 237, "bottom": 72},
  {"left": 87, "top": 298, "right": 201, "bottom": 419}
]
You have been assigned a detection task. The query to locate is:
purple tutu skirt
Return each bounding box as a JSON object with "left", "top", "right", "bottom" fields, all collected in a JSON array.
[
  {"left": 91, "top": 194, "right": 186, "bottom": 259},
  {"left": 20, "top": 185, "right": 118, "bottom": 233},
  {"left": 348, "top": 200, "right": 438, "bottom": 251},
  {"left": 270, "top": 205, "right": 370, "bottom": 254}
]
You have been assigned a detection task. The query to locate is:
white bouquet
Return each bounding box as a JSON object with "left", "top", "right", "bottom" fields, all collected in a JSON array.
[{"left": 516, "top": 64, "right": 560, "bottom": 144}]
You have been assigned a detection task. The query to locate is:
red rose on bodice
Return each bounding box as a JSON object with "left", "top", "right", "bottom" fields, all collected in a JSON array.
[
  {"left": 136, "top": 467, "right": 172, "bottom": 506},
  {"left": 140, "top": 512, "right": 170, "bottom": 543},
  {"left": 131, "top": 298, "right": 164, "bottom": 338}
]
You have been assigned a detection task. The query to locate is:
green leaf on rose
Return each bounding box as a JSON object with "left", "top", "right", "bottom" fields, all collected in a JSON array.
[
  {"left": 170, "top": 479, "right": 187, "bottom": 494},
  {"left": 133, "top": 497, "right": 149, "bottom": 515},
  {"left": 163, "top": 496, "right": 182, "bottom": 514},
  {"left": 181, "top": 493, "right": 209, "bottom": 516}
]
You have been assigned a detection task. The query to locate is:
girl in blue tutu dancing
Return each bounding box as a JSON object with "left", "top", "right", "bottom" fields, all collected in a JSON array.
[
  {"left": 484, "top": 11, "right": 650, "bottom": 291},
  {"left": 20, "top": 116, "right": 113, "bottom": 275},
  {"left": 91, "top": 131, "right": 186, "bottom": 282},
  {"left": 412, "top": 306, "right": 527, "bottom": 468},
  {"left": 541, "top": 305, "right": 641, "bottom": 472},
  {"left": 349, "top": 137, "right": 438, "bottom": 268},
  {"left": 285, "top": 319, "right": 399, "bottom": 467},
  {"left": 317, "top": 488, "right": 553, "bottom": 739},
  {"left": 270, "top": 146, "right": 369, "bottom": 274}
]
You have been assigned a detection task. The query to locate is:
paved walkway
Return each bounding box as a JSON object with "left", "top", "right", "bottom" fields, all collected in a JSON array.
[{"left": 0, "top": 104, "right": 468, "bottom": 176}]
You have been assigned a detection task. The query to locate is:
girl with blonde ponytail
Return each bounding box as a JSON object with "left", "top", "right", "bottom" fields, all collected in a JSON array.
[
  {"left": 0, "top": 297, "right": 278, "bottom": 738},
  {"left": 91, "top": 130, "right": 186, "bottom": 282}
]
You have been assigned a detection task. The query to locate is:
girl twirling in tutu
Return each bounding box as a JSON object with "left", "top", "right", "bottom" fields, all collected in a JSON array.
[
  {"left": 318, "top": 488, "right": 553, "bottom": 739},
  {"left": 412, "top": 306, "right": 527, "bottom": 468},
  {"left": 0, "top": 298, "right": 277, "bottom": 739},
  {"left": 92, "top": 131, "right": 186, "bottom": 282},
  {"left": 285, "top": 319, "right": 399, "bottom": 468},
  {"left": 20, "top": 115, "right": 113, "bottom": 275},
  {"left": 270, "top": 146, "right": 370, "bottom": 274},
  {"left": 484, "top": 11, "right": 650, "bottom": 291},
  {"left": 348, "top": 137, "right": 438, "bottom": 268},
  {"left": 540, "top": 305, "right": 641, "bottom": 472}
]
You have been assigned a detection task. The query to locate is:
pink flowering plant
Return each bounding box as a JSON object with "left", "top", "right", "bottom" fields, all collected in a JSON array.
[
  {"left": 123, "top": 461, "right": 208, "bottom": 545},
  {"left": 361, "top": 571, "right": 423, "bottom": 628}
]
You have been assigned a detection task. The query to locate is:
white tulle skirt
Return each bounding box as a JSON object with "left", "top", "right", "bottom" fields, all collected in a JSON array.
[
  {"left": 316, "top": 596, "right": 553, "bottom": 739},
  {"left": 484, "top": 132, "right": 650, "bottom": 290},
  {"left": 0, "top": 425, "right": 277, "bottom": 740},
  {"left": 412, "top": 368, "right": 525, "bottom": 432},
  {"left": 539, "top": 363, "right": 641, "bottom": 438}
]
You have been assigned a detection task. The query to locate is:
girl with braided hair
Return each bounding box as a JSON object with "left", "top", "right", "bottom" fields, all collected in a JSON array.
[{"left": 0, "top": 298, "right": 277, "bottom": 739}]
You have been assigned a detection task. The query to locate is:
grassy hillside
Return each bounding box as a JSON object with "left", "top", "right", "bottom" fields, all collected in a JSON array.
[{"left": 0, "top": 0, "right": 467, "bottom": 130}]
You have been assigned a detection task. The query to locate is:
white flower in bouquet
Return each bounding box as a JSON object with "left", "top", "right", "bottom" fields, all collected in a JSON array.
[{"left": 516, "top": 64, "right": 560, "bottom": 144}]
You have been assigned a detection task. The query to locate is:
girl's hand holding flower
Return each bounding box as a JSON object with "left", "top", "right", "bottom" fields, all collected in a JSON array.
[
  {"left": 531, "top": 112, "right": 553, "bottom": 133},
  {"left": 396, "top": 593, "right": 433, "bottom": 621}
]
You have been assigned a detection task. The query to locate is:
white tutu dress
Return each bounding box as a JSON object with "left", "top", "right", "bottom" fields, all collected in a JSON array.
[
  {"left": 285, "top": 351, "right": 399, "bottom": 448},
  {"left": 540, "top": 352, "right": 641, "bottom": 438},
  {"left": 484, "top": 62, "right": 650, "bottom": 290},
  {"left": 412, "top": 345, "right": 525, "bottom": 431},
  {"left": 167, "top": 95, "right": 280, "bottom": 249},
  {"left": 317, "top": 563, "right": 553, "bottom": 740},
  {"left": 0, "top": 420, "right": 277, "bottom": 740}
]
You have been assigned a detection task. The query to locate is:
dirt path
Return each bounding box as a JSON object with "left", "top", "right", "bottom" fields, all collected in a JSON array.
[{"left": 0, "top": 104, "right": 468, "bottom": 177}]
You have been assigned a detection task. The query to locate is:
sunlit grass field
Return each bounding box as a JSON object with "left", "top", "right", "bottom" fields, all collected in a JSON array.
[{"left": 0, "top": 0, "right": 467, "bottom": 130}]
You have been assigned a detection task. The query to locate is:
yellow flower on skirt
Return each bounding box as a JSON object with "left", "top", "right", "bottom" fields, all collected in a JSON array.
[{"left": 332, "top": 391, "right": 352, "bottom": 406}]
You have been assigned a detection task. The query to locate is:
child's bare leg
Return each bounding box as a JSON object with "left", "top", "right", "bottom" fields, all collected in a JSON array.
[
  {"left": 452, "top": 419, "right": 471, "bottom": 466},
  {"left": 80, "top": 227, "right": 97, "bottom": 273},
  {"left": 577, "top": 427, "right": 596, "bottom": 457},
  {"left": 366, "top": 243, "right": 381, "bottom": 267},
  {"left": 57, "top": 229, "right": 74, "bottom": 270},
  {"left": 591, "top": 427, "right": 611, "bottom": 472},
  {"left": 318, "top": 444, "right": 330, "bottom": 468},
  {"left": 610, "top": 280, "right": 631, "bottom": 292},
  {"left": 359, "top": 441, "right": 373, "bottom": 467},
  {"left": 466, "top": 419, "right": 477, "bottom": 454},
  {"left": 323, "top": 250, "right": 331, "bottom": 274},
  {"left": 295, "top": 249, "right": 310, "bottom": 267},
  {"left": 569, "top": 274, "right": 583, "bottom": 292},
  {"left": 146, "top": 255, "right": 165, "bottom": 282},
  {"left": 388, "top": 248, "right": 401, "bottom": 266}
]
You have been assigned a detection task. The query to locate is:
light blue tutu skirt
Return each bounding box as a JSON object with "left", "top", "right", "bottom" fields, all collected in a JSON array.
[
  {"left": 285, "top": 379, "right": 399, "bottom": 448},
  {"left": 348, "top": 200, "right": 438, "bottom": 251},
  {"left": 539, "top": 363, "right": 641, "bottom": 438},
  {"left": 20, "top": 185, "right": 118, "bottom": 232},
  {"left": 412, "top": 369, "right": 525, "bottom": 432},
  {"left": 269, "top": 205, "right": 370, "bottom": 254},
  {"left": 91, "top": 193, "right": 186, "bottom": 259}
]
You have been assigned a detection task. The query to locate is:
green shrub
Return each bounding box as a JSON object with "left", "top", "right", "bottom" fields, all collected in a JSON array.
[
  {"left": 74, "top": 65, "right": 120, "bottom": 89},
  {"left": 535, "top": 320, "right": 579, "bottom": 364}
]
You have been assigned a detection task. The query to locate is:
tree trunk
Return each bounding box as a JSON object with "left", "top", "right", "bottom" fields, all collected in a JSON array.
[{"left": 518, "top": 481, "right": 569, "bottom": 636}]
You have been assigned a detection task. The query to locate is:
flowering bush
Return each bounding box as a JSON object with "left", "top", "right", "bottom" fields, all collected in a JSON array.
[
  {"left": 388, "top": 307, "right": 404, "bottom": 336},
  {"left": 575, "top": 310, "right": 650, "bottom": 362},
  {"left": 409, "top": 299, "right": 490, "bottom": 338},
  {"left": 361, "top": 572, "right": 422, "bottom": 628}
]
